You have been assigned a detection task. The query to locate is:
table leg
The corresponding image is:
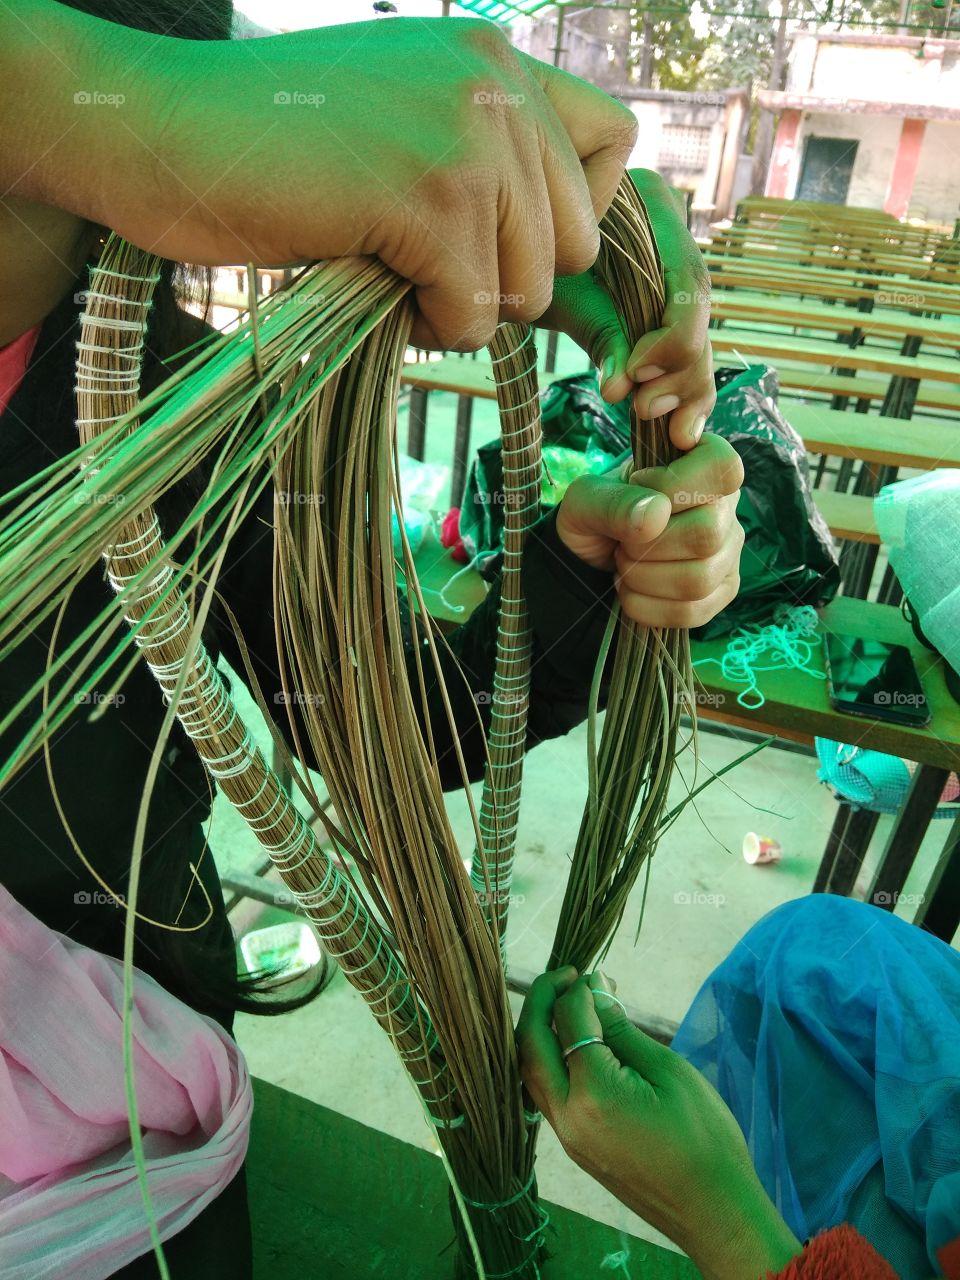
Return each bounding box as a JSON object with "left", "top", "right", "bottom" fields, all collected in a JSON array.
[
  {"left": 407, "top": 385, "right": 428, "bottom": 461},
  {"left": 813, "top": 803, "right": 879, "bottom": 895},
  {"left": 866, "top": 764, "right": 950, "bottom": 910},
  {"left": 544, "top": 329, "right": 560, "bottom": 374},
  {"left": 913, "top": 809, "right": 960, "bottom": 942},
  {"left": 450, "top": 393, "right": 474, "bottom": 509},
  {"left": 813, "top": 803, "right": 852, "bottom": 893},
  {"left": 827, "top": 805, "right": 880, "bottom": 895}
]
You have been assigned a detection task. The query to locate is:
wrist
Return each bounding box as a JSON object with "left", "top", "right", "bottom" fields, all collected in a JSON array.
[
  {"left": 683, "top": 1182, "right": 802, "bottom": 1280},
  {"left": 2, "top": 3, "right": 165, "bottom": 226}
]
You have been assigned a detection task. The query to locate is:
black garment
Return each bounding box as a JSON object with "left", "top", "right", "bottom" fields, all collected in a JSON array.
[{"left": 0, "top": 272, "right": 615, "bottom": 1274}]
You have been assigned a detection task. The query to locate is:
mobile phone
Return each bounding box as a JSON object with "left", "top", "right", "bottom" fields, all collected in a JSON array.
[{"left": 824, "top": 632, "right": 931, "bottom": 728}]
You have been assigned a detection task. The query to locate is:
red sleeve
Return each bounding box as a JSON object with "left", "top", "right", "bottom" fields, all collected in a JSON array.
[{"left": 766, "top": 1224, "right": 899, "bottom": 1279}]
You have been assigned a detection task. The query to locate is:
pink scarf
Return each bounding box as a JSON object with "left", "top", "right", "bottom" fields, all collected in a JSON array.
[{"left": 0, "top": 884, "right": 252, "bottom": 1278}]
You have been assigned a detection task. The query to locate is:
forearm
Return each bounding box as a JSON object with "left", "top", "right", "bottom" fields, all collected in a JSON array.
[{"left": 0, "top": 2, "right": 175, "bottom": 229}]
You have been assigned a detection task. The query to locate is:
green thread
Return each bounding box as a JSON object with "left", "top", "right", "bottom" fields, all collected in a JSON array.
[{"left": 462, "top": 1166, "right": 537, "bottom": 1211}]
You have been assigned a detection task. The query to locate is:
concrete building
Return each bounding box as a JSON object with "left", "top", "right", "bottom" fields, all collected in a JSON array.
[
  {"left": 623, "top": 88, "right": 750, "bottom": 231},
  {"left": 760, "top": 31, "right": 960, "bottom": 225}
]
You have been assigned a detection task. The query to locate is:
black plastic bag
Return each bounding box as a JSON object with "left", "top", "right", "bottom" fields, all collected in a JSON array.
[
  {"left": 459, "top": 372, "right": 630, "bottom": 579},
  {"left": 459, "top": 365, "right": 840, "bottom": 630},
  {"left": 695, "top": 364, "right": 839, "bottom": 639}
]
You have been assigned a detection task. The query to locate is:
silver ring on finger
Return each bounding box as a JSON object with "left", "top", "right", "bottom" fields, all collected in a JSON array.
[{"left": 562, "top": 1035, "right": 605, "bottom": 1061}]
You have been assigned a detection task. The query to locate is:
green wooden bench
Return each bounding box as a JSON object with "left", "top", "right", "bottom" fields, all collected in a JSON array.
[
  {"left": 710, "top": 290, "right": 960, "bottom": 350},
  {"left": 785, "top": 404, "right": 960, "bottom": 470},
  {"left": 709, "top": 331, "right": 960, "bottom": 420},
  {"left": 248, "top": 1077, "right": 698, "bottom": 1279},
  {"left": 708, "top": 331, "right": 960, "bottom": 385},
  {"left": 777, "top": 370, "right": 960, "bottom": 415},
  {"left": 707, "top": 264, "right": 960, "bottom": 317},
  {"left": 396, "top": 358, "right": 960, "bottom": 516},
  {"left": 706, "top": 241, "right": 960, "bottom": 285}
]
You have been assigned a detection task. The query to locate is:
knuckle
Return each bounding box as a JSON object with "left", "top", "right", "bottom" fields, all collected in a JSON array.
[
  {"left": 722, "top": 450, "right": 745, "bottom": 493},
  {"left": 680, "top": 563, "right": 712, "bottom": 601},
  {"left": 509, "top": 281, "right": 554, "bottom": 323},
  {"left": 459, "top": 15, "right": 511, "bottom": 55},
  {"left": 447, "top": 317, "right": 498, "bottom": 353},
  {"left": 610, "top": 108, "right": 640, "bottom": 157},
  {"left": 686, "top": 514, "right": 724, "bottom": 560},
  {"left": 679, "top": 599, "right": 710, "bottom": 628},
  {"left": 422, "top": 158, "right": 496, "bottom": 211}
]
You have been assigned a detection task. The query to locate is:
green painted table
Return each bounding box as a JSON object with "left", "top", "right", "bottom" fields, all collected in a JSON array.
[{"left": 247, "top": 1078, "right": 699, "bottom": 1279}]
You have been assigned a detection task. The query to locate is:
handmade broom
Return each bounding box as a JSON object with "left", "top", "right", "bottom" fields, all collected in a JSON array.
[{"left": 0, "top": 175, "right": 689, "bottom": 1279}]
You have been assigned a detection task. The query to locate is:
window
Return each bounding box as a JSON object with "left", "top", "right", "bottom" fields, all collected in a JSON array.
[{"left": 658, "top": 124, "right": 711, "bottom": 172}]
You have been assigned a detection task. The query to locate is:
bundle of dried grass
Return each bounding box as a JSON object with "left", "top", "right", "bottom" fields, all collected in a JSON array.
[
  {"left": 0, "top": 176, "right": 688, "bottom": 1279},
  {"left": 548, "top": 184, "right": 693, "bottom": 972}
]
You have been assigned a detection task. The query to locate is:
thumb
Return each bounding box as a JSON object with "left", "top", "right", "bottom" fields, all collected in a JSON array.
[
  {"left": 561, "top": 474, "right": 672, "bottom": 547},
  {"left": 588, "top": 971, "right": 675, "bottom": 1085}
]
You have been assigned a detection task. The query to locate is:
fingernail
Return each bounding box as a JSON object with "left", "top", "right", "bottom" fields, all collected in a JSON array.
[
  {"left": 649, "top": 394, "right": 680, "bottom": 416},
  {"left": 629, "top": 494, "right": 656, "bottom": 526},
  {"left": 687, "top": 414, "right": 707, "bottom": 446},
  {"left": 594, "top": 970, "right": 615, "bottom": 993},
  {"left": 630, "top": 363, "right": 665, "bottom": 383},
  {"left": 599, "top": 355, "right": 617, "bottom": 389}
]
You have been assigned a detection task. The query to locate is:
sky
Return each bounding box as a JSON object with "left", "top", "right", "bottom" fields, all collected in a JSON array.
[{"left": 234, "top": 0, "right": 476, "bottom": 31}]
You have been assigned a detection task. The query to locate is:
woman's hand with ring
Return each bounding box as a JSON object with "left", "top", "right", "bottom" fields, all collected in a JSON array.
[{"left": 516, "top": 969, "right": 802, "bottom": 1280}]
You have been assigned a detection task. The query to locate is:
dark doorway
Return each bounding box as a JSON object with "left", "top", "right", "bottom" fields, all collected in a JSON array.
[{"left": 796, "top": 135, "right": 859, "bottom": 204}]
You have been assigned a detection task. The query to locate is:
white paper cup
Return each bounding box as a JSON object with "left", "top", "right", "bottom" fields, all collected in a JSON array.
[{"left": 742, "top": 832, "right": 783, "bottom": 865}]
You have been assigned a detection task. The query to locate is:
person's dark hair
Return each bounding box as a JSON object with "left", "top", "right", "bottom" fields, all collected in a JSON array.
[{"left": 47, "top": 1, "right": 332, "bottom": 1021}]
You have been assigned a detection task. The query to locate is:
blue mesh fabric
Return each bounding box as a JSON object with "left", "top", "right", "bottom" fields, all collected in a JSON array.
[
  {"left": 672, "top": 896, "right": 960, "bottom": 1278},
  {"left": 816, "top": 738, "right": 958, "bottom": 819}
]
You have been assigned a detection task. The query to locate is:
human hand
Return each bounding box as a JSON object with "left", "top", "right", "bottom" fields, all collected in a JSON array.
[
  {"left": 516, "top": 970, "right": 802, "bottom": 1280},
  {"left": 537, "top": 169, "right": 715, "bottom": 452},
  {"left": 555, "top": 432, "right": 744, "bottom": 627},
  {"left": 4, "top": 6, "right": 637, "bottom": 352}
]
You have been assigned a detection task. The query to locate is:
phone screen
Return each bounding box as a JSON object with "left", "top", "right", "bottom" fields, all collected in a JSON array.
[{"left": 824, "top": 632, "right": 930, "bottom": 727}]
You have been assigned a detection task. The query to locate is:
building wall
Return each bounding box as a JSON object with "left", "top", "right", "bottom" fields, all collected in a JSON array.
[
  {"left": 787, "top": 34, "right": 960, "bottom": 109},
  {"left": 910, "top": 120, "right": 960, "bottom": 223},
  {"left": 625, "top": 97, "right": 731, "bottom": 206},
  {"left": 787, "top": 113, "right": 960, "bottom": 223},
  {"left": 792, "top": 113, "right": 901, "bottom": 208}
]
